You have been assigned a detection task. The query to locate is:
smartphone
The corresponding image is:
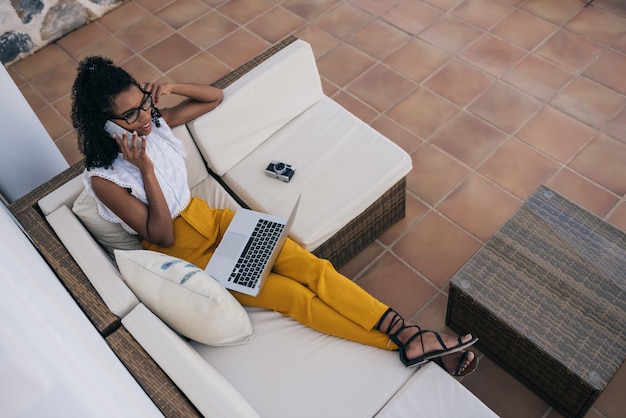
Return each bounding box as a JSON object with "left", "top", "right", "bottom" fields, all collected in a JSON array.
[{"left": 104, "top": 120, "right": 141, "bottom": 146}]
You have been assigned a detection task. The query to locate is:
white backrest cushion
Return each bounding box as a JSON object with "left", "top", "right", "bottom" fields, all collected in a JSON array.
[
  {"left": 45, "top": 205, "right": 139, "bottom": 317},
  {"left": 72, "top": 189, "right": 144, "bottom": 255},
  {"left": 190, "top": 179, "right": 241, "bottom": 213},
  {"left": 114, "top": 250, "right": 254, "bottom": 346},
  {"left": 187, "top": 39, "right": 323, "bottom": 176},
  {"left": 123, "top": 304, "right": 259, "bottom": 417},
  {"left": 38, "top": 176, "right": 84, "bottom": 216},
  {"left": 171, "top": 123, "right": 210, "bottom": 189}
]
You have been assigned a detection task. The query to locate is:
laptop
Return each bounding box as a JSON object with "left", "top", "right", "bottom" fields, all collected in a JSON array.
[{"left": 205, "top": 195, "right": 301, "bottom": 296}]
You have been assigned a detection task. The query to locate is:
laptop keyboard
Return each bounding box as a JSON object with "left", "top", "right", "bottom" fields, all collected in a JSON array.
[{"left": 229, "top": 219, "right": 285, "bottom": 288}]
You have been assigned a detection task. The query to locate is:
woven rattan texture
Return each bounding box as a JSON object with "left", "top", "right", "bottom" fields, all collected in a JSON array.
[
  {"left": 447, "top": 185, "right": 626, "bottom": 417},
  {"left": 313, "top": 178, "right": 406, "bottom": 267},
  {"left": 107, "top": 326, "right": 202, "bottom": 417}
]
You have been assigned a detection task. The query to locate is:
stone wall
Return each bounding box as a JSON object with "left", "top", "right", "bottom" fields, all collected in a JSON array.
[{"left": 0, "top": 0, "right": 125, "bottom": 66}]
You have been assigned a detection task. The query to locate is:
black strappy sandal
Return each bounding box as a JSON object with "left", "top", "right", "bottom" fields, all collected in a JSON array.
[
  {"left": 377, "top": 308, "right": 478, "bottom": 368},
  {"left": 433, "top": 350, "right": 479, "bottom": 377}
]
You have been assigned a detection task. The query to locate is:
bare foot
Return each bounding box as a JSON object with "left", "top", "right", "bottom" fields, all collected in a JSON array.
[
  {"left": 377, "top": 310, "right": 477, "bottom": 364},
  {"left": 399, "top": 325, "right": 475, "bottom": 361},
  {"left": 435, "top": 350, "right": 477, "bottom": 377}
]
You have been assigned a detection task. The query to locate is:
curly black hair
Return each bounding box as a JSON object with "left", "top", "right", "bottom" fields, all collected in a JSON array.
[{"left": 71, "top": 56, "right": 161, "bottom": 169}]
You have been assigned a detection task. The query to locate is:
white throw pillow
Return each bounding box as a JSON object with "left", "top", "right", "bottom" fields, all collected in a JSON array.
[{"left": 114, "top": 250, "right": 254, "bottom": 346}]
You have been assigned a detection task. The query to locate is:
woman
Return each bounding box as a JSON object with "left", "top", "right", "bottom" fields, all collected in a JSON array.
[{"left": 71, "top": 56, "right": 478, "bottom": 376}]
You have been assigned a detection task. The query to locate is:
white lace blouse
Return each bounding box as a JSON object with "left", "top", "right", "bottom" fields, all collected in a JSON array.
[{"left": 83, "top": 118, "right": 191, "bottom": 234}]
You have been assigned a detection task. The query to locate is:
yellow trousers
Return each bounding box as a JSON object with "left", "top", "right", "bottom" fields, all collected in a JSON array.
[{"left": 144, "top": 197, "right": 396, "bottom": 350}]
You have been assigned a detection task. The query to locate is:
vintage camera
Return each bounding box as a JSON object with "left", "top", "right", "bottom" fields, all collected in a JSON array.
[{"left": 265, "top": 160, "right": 295, "bottom": 182}]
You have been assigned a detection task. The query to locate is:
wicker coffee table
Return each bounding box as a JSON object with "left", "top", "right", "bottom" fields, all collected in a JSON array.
[{"left": 446, "top": 185, "right": 626, "bottom": 417}]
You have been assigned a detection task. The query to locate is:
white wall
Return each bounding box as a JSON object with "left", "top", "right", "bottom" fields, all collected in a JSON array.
[
  {"left": 0, "top": 63, "right": 68, "bottom": 203},
  {"left": 0, "top": 203, "right": 163, "bottom": 417}
]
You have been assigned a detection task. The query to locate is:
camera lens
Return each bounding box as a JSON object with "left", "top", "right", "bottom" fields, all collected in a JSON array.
[{"left": 274, "top": 162, "right": 286, "bottom": 174}]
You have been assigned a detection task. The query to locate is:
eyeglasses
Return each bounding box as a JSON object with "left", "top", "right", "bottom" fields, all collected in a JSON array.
[{"left": 110, "top": 90, "right": 153, "bottom": 125}]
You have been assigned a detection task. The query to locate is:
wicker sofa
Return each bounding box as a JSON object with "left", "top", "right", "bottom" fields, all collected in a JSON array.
[{"left": 7, "top": 37, "right": 497, "bottom": 417}]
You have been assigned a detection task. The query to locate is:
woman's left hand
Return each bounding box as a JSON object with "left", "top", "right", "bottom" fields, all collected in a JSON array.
[
  {"left": 141, "top": 81, "right": 223, "bottom": 127},
  {"left": 143, "top": 82, "right": 172, "bottom": 106}
]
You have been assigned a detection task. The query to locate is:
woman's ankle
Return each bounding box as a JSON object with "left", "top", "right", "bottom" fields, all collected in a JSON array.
[{"left": 374, "top": 308, "right": 394, "bottom": 332}]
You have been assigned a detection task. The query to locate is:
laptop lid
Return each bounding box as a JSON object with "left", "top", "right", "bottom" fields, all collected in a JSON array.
[{"left": 206, "top": 195, "right": 301, "bottom": 296}]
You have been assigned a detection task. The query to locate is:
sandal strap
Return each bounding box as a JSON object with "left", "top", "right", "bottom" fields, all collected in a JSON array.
[
  {"left": 454, "top": 351, "right": 469, "bottom": 376},
  {"left": 377, "top": 309, "right": 479, "bottom": 368},
  {"left": 376, "top": 308, "right": 404, "bottom": 337},
  {"left": 400, "top": 326, "right": 425, "bottom": 356},
  {"left": 430, "top": 329, "right": 448, "bottom": 351},
  {"left": 377, "top": 310, "right": 460, "bottom": 363},
  {"left": 374, "top": 308, "right": 392, "bottom": 331},
  {"left": 376, "top": 309, "right": 414, "bottom": 349}
]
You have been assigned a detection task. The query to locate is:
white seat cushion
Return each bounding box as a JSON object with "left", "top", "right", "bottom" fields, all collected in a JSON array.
[
  {"left": 122, "top": 304, "right": 259, "bottom": 417},
  {"left": 222, "top": 97, "right": 412, "bottom": 250},
  {"left": 191, "top": 307, "right": 416, "bottom": 418},
  {"left": 375, "top": 362, "right": 498, "bottom": 417}
]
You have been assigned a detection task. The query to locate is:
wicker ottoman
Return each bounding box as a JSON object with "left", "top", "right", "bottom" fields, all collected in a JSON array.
[{"left": 446, "top": 185, "right": 626, "bottom": 418}]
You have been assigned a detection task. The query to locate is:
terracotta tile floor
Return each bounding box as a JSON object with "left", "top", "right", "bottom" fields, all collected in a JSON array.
[{"left": 7, "top": 0, "right": 626, "bottom": 416}]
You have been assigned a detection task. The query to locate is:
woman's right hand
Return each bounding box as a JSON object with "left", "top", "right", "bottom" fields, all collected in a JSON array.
[
  {"left": 114, "top": 131, "right": 154, "bottom": 174},
  {"left": 97, "top": 130, "right": 175, "bottom": 247}
]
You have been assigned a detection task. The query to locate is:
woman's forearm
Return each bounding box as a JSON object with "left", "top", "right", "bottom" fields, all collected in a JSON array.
[
  {"left": 154, "top": 82, "right": 224, "bottom": 127},
  {"left": 167, "top": 83, "right": 223, "bottom": 104},
  {"left": 141, "top": 168, "right": 176, "bottom": 247}
]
